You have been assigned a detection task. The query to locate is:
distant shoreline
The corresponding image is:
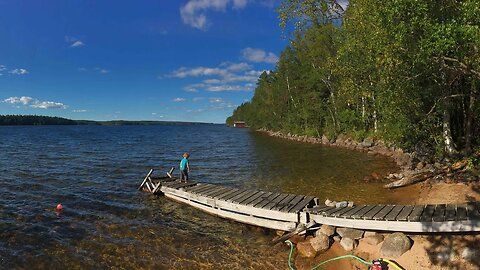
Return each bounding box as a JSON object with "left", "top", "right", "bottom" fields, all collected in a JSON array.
[{"left": 0, "top": 115, "right": 215, "bottom": 126}]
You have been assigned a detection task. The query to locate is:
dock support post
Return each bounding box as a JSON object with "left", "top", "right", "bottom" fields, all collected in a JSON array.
[
  {"left": 166, "top": 167, "right": 175, "bottom": 178},
  {"left": 138, "top": 169, "right": 154, "bottom": 191}
]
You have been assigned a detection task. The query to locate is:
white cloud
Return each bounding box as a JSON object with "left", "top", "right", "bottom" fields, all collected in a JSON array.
[
  {"left": 209, "top": 97, "right": 224, "bottom": 103},
  {"left": 180, "top": 0, "right": 249, "bottom": 30},
  {"left": 169, "top": 66, "right": 228, "bottom": 78},
  {"left": 9, "top": 68, "right": 29, "bottom": 75},
  {"left": 0, "top": 65, "right": 6, "bottom": 71},
  {"left": 241, "top": 47, "right": 278, "bottom": 64},
  {"left": 206, "top": 83, "right": 253, "bottom": 92},
  {"left": 94, "top": 67, "right": 109, "bottom": 74},
  {"left": 2, "top": 96, "right": 67, "bottom": 109},
  {"left": 71, "top": 41, "right": 85, "bottom": 48},
  {"left": 173, "top": 97, "right": 186, "bottom": 102},
  {"left": 73, "top": 109, "right": 88, "bottom": 113}
]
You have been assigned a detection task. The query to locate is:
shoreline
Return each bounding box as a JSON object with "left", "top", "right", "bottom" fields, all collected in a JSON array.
[{"left": 259, "top": 129, "right": 480, "bottom": 269}]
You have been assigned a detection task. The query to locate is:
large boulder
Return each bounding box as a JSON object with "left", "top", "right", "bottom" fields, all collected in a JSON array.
[
  {"left": 380, "top": 233, "right": 412, "bottom": 257},
  {"left": 317, "top": 225, "right": 335, "bottom": 237},
  {"left": 340, "top": 237, "right": 358, "bottom": 251},
  {"left": 310, "top": 233, "right": 330, "bottom": 254},
  {"left": 362, "top": 231, "right": 384, "bottom": 246},
  {"left": 362, "top": 138, "right": 374, "bottom": 148},
  {"left": 336, "top": 227, "right": 364, "bottom": 240}
]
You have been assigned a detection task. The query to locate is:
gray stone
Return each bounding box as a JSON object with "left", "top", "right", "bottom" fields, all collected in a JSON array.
[
  {"left": 336, "top": 227, "right": 364, "bottom": 240},
  {"left": 333, "top": 235, "right": 341, "bottom": 242},
  {"left": 340, "top": 237, "right": 358, "bottom": 251},
  {"left": 321, "top": 135, "right": 329, "bottom": 144},
  {"left": 362, "top": 234, "right": 384, "bottom": 246},
  {"left": 347, "top": 201, "right": 354, "bottom": 207},
  {"left": 335, "top": 201, "right": 348, "bottom": 208},
  {"left": 362, "top": 138, "right": 374, "bottom": 147},
  {"left": 380, "top": 233, "right": 412, "bottom": 257},
  {"left": 309, "top": 233, "right": 330, "bottom": 253},
  {"left": 416, "top": 162, "right": 425, "bottom": 170},
  {"left": 325, "top": 199, "right": 337, "bottom": 207},
  {"left": 317, "top": 225, "right": 335, "bottom": 237}
]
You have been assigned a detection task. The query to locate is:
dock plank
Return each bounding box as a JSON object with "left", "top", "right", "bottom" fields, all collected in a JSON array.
[
  {"left": 420, "top": 205, "right": 436, "bottom": 222},
  {"left": 271, "top": 194, "right": 297, "bottom": 211},
  {"left": 385, "top": 205, "right": 404, "bottom": 221},
  {"left": 324, "top": 207, "right": 347, "bottom": 217},
  {"left": 255, "top": 193, "right": 281, "bottom": 208},
  {"left": 351, "top": 205, "right": 376, "bottom": 219},
  {"left": 171, "top": 182, "right": 198, "bottom": 189},
  {"left": 408, "top": 205, "right": 425, "bottom": 222},
  {"left": 202, "top": 186, "right": 232, "bottom": 198},
  {"left": 217, "top": 189, "right": 242, "bottom": 201},
  {"left": 445, "top": 204, "right": 456, "bottom": 221},
  {"left": 227, "top": 190, "right": 253, "bottom": 203},
  {"left": 306, "top": 205, "right": 331, "bottom": 214},
  {"left": 288, "top": 196, "right": 315, "bottom": 213},
  {"left": 339, "top": 205, "right": 366, "bottom": 218},
  {"left": 247, "top": 192, "right": 273, "bottom": 206},
  {"left": 214, "top": 188, "right": 239, "bottom": 201},
  {"left": 362, "top": 205, "right": 386, "bottom": 220},
  {"left": 263, "top": 194, "right": 290, "bottom": 210},
  {"left": 232, "top": 190, "right": 259, "bottom": 204},
  {"left": 373, "top": 205, "right": 395, "bottom": 221},
  {"left": 197, "top": 185, "right": 225, "bottom": 196},
  {"left": 189, "top": 184, "right": 216, "bottom": 194},
  {"left": 396, "top": 206, "right": 413, "bottom": 221},
  {"left": 241, "top": 191, "right": 266, "bottom": 205},
  {"left": 432, "top": 204, "right": 446, "bottom": 222},
  {"left": 331, "top": 206, "right": 356, "bottom": 217},
  {"left": 467, "top": 202, "right": 480, "bottom": 220},
  {"left": 456, "top": 205, "right": 468, "bottom": 221},
  {"left": 279, "top": 195, "right": 306, "bottom": 212}
]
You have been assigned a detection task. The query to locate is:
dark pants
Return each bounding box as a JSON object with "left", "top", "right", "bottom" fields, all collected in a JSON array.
[{"left": 180, "top": 169, "right": 188, "bottom": 181}]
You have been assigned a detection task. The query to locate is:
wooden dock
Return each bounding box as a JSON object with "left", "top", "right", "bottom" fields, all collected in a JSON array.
[{"left": 139, "top": 169, "right": 480, "bottom": 233}]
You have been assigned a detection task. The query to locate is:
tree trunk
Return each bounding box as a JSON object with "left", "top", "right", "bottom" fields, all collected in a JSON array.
[
  {"left": 464, "top": 81, "right": 477, "bottom": 154},
  {"left": 443, "top": 107, "right": 457, "bottom": 155}
]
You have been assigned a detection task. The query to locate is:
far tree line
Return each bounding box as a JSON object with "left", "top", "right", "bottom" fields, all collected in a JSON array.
[{"left": 227, "top": 0, "right": 480, "bottom": 157}]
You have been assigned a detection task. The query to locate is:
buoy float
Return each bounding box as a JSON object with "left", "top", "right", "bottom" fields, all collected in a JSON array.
[{"left": 56, "top": 204, "right": 63, "bottom": 211}]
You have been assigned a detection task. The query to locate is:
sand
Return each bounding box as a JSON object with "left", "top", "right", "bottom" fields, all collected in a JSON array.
[{"left": 289, "top": 180, "right": 480, "bottom": 270}]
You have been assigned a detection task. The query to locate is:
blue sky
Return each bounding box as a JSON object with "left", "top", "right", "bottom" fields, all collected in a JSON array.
[{"left": 0, "top": 0, "right": 288, "bottom": 123}]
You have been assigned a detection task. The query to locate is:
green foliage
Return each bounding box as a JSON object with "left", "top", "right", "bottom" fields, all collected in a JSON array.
[{"left": 228, "top": 0, "right": 480, "bottom": 156}]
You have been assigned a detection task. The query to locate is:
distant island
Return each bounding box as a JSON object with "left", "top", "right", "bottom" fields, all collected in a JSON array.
[{"left": 0, "top": 115, "right": 210, "bottom": 126}]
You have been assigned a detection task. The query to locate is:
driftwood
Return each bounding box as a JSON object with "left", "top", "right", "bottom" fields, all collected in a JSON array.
[
  {"left": 272, "top": 221, "right": 317, "bottom": 244},
  {"left": 384, "top": 159, "right": 469, "bottom": 189}
]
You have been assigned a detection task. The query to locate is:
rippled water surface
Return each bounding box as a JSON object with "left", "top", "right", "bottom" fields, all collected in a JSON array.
[{"left": 0, "top": 125, "right": 398, "bottom": 269}]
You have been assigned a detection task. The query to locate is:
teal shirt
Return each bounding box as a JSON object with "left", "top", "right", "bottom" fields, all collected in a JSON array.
[{"left": 180, "top": 158, "right": 188, "bottom": 170}]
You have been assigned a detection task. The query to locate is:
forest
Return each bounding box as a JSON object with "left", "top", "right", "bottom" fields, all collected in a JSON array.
[{"left": 227, "top": 0, "right": 480, "bottom": 157}]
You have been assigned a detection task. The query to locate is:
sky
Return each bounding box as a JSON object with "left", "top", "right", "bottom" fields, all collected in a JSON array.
[{"left": 0, "top": 0, "right": 288, "bottom": 123}]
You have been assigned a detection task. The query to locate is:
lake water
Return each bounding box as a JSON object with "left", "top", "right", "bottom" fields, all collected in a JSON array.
[{"left": 0, "top": 125, "right": 398, "bottom": 269}]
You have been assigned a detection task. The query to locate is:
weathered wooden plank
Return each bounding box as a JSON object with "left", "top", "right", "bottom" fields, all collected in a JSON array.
[
  {"left": 241, "top": 191, "right": 266, "bottom": 205},
  {"left": 138, "top": 169, "right": 154, "bottom": 190},
  {"left": 279, "top": 195, "right": 306, "bottom": 212},
  {"left": 216, "top": 188, "right": 241, "bottom": 200},
  {"left": 331, "top": 206, "right": 356, "bottom": 217},
  {"left": 247, "top": 192, "right": 273, "bottom": 207},
  {"left": 222, "top": 189, "right": 248, "bottom": 201},
  {"left": 169, "top": 181, "right": 197, "bottom": 189},
  {"left": 456, "top": 205, "right": 468, "bottom": 221},
  {"left": 263, "top": 193, "right": 290, "bottom": 210},
  {"left": 362, "top": 205, "right": 385, "bottom": 220},
  {"left": 305, "top": 204, "right": 331, "bottom": 214},
  {"left": 373, "top": 205, "right": 395, "bottom": 221},
  {"left": 444, "top": 204, "right": 456, "bottom": 221},
  {"left": 232, "top": 190, "right": 259, "bottom": 204},
  {"left": 351, "top": 205, "right": 375, "bottom": 219},
  {"left": 210, "top": 187, "right": 235, "bottom": 199},
  {"left": 271, "top": 194, "right": 297, "bottom": 211},
  {"left": 385, "top": 205, "right": 404, "bottom": 221},
  {"left": 202, "top": 186, "right": 232, "bottom": 198},
  {"left": 467, "top": 202, "right": 480, "bottom": 220},
  {"left": 395, "top": 206, "right": 414, "bottom": 221},
  {"left": 288, "top": 196, "right": 316, "bottom": 213},
  {"left": 188, "top": 184, "right": 216, "bottom": 193},
  {"left": 324, "top": 207, "right": 348, "bottom": 217},
  {"left": 339, "top": 205, "right": 367, "bottom": 218},
  {"left": 432, "top": 204, "right": 446, "bottom": 222},
  {"left": 420, "top": 205, "right": 436, "bottom": 222},
  {"left": 182, "top": 184, "right": 206, "bottom": 192},
  {"left": 227, "top": 190, "right": 254, "bottom": 203},
  {"left": 408, "top": 205, "right": 425, "bottom": 222},
  {"left": 196, "top": 185, "right": 224, "bottom": 196},
  {"left": 255, "top": 193, "right": 281, "bottom": 208}
]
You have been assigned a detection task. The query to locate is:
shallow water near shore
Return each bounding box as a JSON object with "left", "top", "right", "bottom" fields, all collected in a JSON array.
[{"left": 0, "top": 124, "right": 398, "bottom": 269}]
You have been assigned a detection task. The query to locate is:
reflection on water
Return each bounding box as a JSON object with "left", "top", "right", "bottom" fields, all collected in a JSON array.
[{"left": 0, "top": 125, "right": 397, "bottom": 269}]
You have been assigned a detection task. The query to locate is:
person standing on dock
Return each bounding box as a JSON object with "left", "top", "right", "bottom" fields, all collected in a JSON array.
[{"left": 179, "top": 152, "right": 190, "bottom": 182}]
